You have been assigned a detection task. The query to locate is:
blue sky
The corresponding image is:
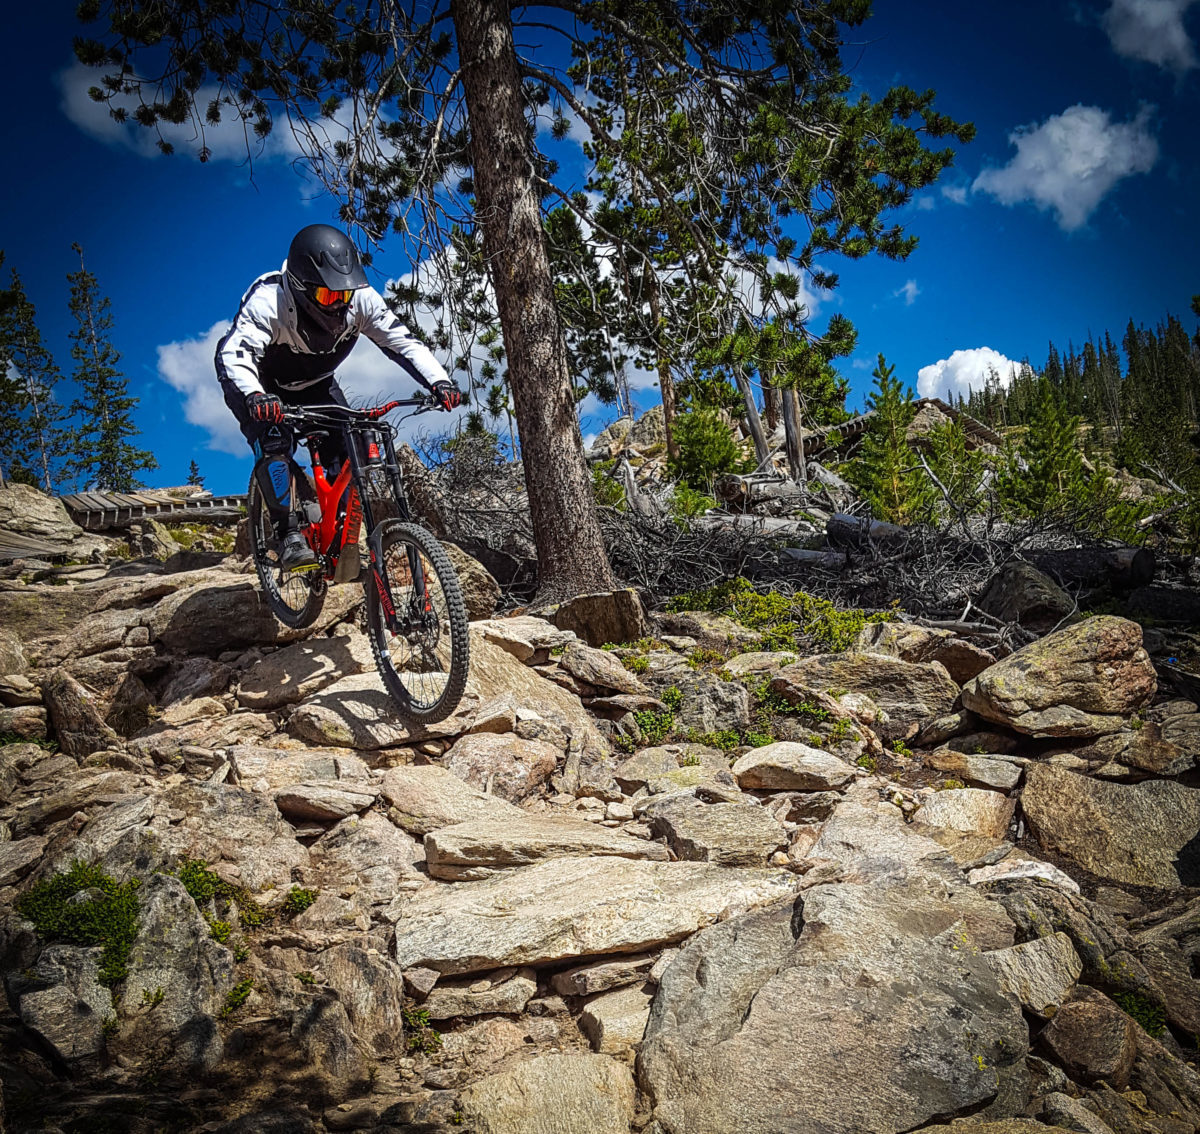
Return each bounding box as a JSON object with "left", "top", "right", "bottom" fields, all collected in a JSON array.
[{"left": 3, "top": 0, "right": 1199, "bottom": 494}]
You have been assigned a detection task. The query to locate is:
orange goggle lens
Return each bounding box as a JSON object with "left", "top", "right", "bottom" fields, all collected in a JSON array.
[{"left": 314, "top": 287, "right": 353, "bottom": 307}]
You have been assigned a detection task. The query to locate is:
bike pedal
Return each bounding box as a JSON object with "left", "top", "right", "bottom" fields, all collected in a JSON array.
[{"left": 288, "top": 562, "right": 323, "bottom": 574}]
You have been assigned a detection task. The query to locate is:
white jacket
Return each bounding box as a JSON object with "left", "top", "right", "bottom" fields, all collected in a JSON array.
[{"left": 215, "top": 264, "right": 448, "bottom": 397}]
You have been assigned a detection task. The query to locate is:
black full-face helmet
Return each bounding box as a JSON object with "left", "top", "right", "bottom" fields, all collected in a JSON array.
[{"left": 286, "top": 224, "right": 369, "bottom": 335}]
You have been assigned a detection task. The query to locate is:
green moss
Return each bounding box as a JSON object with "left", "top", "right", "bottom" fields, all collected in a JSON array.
[
  {"left": 403, "top": 1006, "right": 443, "bottom": 1054},
  {"left": 687, "top": 647, "right": 727, "bottom": 669},
  {"left": 633, "top": 709, "right": 675, "bottom": 746},
  {"left": 1130, "top": 714, "right": 1145, "bottom": 731},
  {"left": 0, "top": 733, "right": 59, "bottom": 752},
  {"left": 661, "top": 686, "right": 684, "bottom": 713},
  {"left": 742, "top": 730, "right": 774, "bottom": 748},
  {"left": 1113, "top": 992, "right": 1166, "bottom": 1037},
  {"left": 176, "top": 858, "right": 268, "bottom": 932},
  {"left": 140, "top": 986, "right": 164, "bottom": 1010},
  {"left": 938, "top": 778, "right": 967, "bottom": 791},
  {"left": 891, "top": 739, "right": 913, "bottom": 758},
  {"left": 205, "top": 916, "right": 232, "bottom": 944},
  {"left": 623, "top": 654, "right": 650, "bottom": 675},
  {"left": 221, "top": 978, "right": 254, "bottom": 1018},
  {"left": 282, "top": 886, "right": 318, "bottom": 917},
  {"left": 680, "top": 753, "right": 702, "bottom": 767},
  {"left": 667, "top": 577, "right": 895, "bottom": 652},
  {"left": 15, "top": 861, "right": 142, "bottom": 987},
  {"left": 295, "top": 971, "right": 316, "bottom": 985},
  {"left": 856, "top": 753, "right": 877, "bottom": 772}
]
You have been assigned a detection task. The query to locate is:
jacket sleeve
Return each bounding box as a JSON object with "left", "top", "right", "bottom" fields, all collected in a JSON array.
[
  {"left": 356, "top": 287, "right": 449, "bottom": 391},
  {"left": 215, "top": 284, "right": 277, "bottom": 398}
]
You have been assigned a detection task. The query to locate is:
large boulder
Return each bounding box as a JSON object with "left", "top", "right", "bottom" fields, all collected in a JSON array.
[
  {"left": 441, "top": 541, "right": 501, "bottom": 621},
  {"left": 379, "top": 764, "right": 524, "bottom": 837},
  {"left": 237, "top": 631, "right": 372, "bottom": 710},
  {"left": 855, "top": 622, "right": 993, "bottom": 685},
  {"left": 978, "top": 561, "right": 1076, "bottom": 632},
  {"left": 0, "top": 483, "right": 80, "bottom": 542},
  {"left": 393, "top": 857, "right": 797, "bottom": 975},
  {"left": 647, "top": 800, "right": 786, "bottom": 867},
  {"left": 772, "top": 653, "right": 959, "bottom": 742},
  {"left": 961, "top": 616, "right": 1155, "bottom": 738},
  {"left": 443, "top": 732, "right": 561, "bottom": 802},
  {"left": 1022, "top": 763, "right": 1200, "bottom": 888},
  {"left": 639, "top": 880, "right": 1029, "bottom": 1134},
  {"left": 424, "top": 815, "right": 668, "bottom": 881},
  {"left": 43, "top": 668, "right": 119, "bottom": 759},
  {"left": 731, "top": 742, "right": 856, "bottom": 791},
  {"left": 117, "top": 874, "right": 235, "bottom": 1070},
  {"left": 553, "top": 588, "right": 649, "bottom": 648},
  {"left": 559, "top": 642, "right": 649, "bottom": 695},
  {"left": 458, "top": 1053, "right": 637, "bottom": 1134}
]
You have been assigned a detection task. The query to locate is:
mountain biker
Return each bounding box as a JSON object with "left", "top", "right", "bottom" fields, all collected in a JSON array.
[{"left": 215, "top": 224, "right": 462, "bottom": 570}]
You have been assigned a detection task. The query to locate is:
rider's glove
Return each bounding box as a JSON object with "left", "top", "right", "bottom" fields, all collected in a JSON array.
[
  {"left": 247, "top": 391, "right": 285, "bottom": 424},
  {"left": 431, "top": 381, "right": 463, "bottom": 412}
]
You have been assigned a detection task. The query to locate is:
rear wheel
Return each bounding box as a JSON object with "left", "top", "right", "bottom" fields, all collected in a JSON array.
[
  {"left": 364, "top": 520, "right": 469, "bottom": 724},
  {"left": 247, "top": 474, "right": 326, "bottom": 629}
]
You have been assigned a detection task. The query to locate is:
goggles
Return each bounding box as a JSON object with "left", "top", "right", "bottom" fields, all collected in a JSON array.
[{"left": 313, "top": 286, "right": 353, "bottom": 307}]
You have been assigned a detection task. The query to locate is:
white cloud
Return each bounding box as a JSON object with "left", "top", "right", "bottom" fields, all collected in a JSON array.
[
  {"left": 972, "top": 105, "right": 1158, "bottom": 231},
  {"left": 915, "top": 195, "right": 937, "bottom": 211},
  {"left": 894, "top": 279, "right": 920, "bottom": 306},
  {"left": 1103, "top": 0, "right": 1198, "bottom": 70},
  {"left": 850, "top": 357, "right": 874, "bottom": 371},
  {"left": 916, "top": 347, "right": 1022, "bottom": 400},
  {"left": 941, "top": 184, "right": 969, "bottom": 205},
  {"left": 157, "top": 319, "right": 467, "bottom": 459}
]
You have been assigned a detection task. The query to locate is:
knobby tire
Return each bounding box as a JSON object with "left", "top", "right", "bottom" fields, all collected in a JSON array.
[
  {"left": 247, "top": 474, "right": 326, "bottom": 630},
  {"left": 364, "top": 520, "right": 470, "bottom": 725}
]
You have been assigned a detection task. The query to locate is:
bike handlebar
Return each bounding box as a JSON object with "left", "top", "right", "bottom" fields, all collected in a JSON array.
[{"left": 281, "top": 391, "right": 441, "bottom": 428}]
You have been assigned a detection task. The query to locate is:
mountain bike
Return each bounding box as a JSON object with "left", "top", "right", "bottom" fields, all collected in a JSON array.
[{"left": 246, "top": 392, "right": 469, "bottom": 725}]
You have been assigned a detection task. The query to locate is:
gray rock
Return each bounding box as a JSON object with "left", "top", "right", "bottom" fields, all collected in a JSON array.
[
  {"left": 639, "top": 879, "right": 1029, "bottom": 1134},
  {"left": 158, "top": 656, "right": 233, "bottom": 707},
  {"left": 985, "top": 931, "right": 1082, "bottom": 1016},
  {"left": 914, "top": 788, "right": 1015, "bottom": 839},
  {"left": 855, "top": 621, "right": 993, "bottom": 684},
  {"left": 550, "top": 953, "right": 657, "bottom": 997},
  {"left": 647, "top": 669, "right": 751, "bottom": 734},
  {"left": 317, "top": 943, "right": 409, "bottom": 1055},
  {"left": 441, "top": 541, "right": 501, "bottom": 621},
  {"left": 471, "top": 616, "right": 576, "bottom": 663},
  {"left": 0, "top": 626, "right": 29, "bottom": 674},
  {"left": 925, "top": 748, "right": 1022, "bottom": 791},
  {"left": 967, "top": 858, "right": 1079, "bottom": 893},
  {"left": 120, "top": 874, "right": 234, "bottom": 1070},
  {"left": 962, "top": 616, "right": 1155, "bottom": 738},
  {"left": 290, "top": 994, "right": 365, "bottom": 1087},
  {"left": 978, "top": 561, "right": 1076, "bottom": 632},
  {"left": 560, "top": 642, "right": 649, "bottom": 695},
  {"left": 614, "top": 747, "right": 679, "bottom": 791},
  {"left": 1040, "top": 1092, "right": 1117, "bottom": 1134},
  {"left": 553, "top": 588, "right": 649, "bottom": 648},
  {"left": 1041, "top": 986, "right": 1138, "bottom": 1090},
  {"left": 237, "top": 632, "right": 372, "bottom": 710},
  {"left": 0, "top": 704, "right": 47, "bottom": 741},
  {"left": 424, "top": 815, "right": 668, "bottom": 881},
  {"left": 8, "top": 945, "right": 112, "bottom": 1068},
  {"left": 379, "top": 764, "right": 524, "bottom": 837},
  {"left": 1022, "top": 763, "right": 1200, "bottom": 888},
  {"left": 273, "top": 782, "right": 378, "bottom": 823},
  {"left": 731, "top": 742, "right": 856, "bottom": 791},
  {"left": 393, "top": 857, "right": 797, "bottom": 975},
  {"left": 648, "top": 800, "right": 786, "bottom": 867},
  {"left": 443, "top": 732, "right": 561, "bottom": 803},
  {"left": 458, "top": 1053, "right": 637, "bottom": 1134},
  {"left": 423, "top": 968, "right": 537, "bottom": 1019},
  {"left": 311, "top": 811, "right": 423, "bottom": 903},
  {"left": 721, "top": 651, "right": 797, "bottom": 678},
  {"left": 1133, "top": 896, "right": 1200, "bottom": 1036},
  {"left": 0, "top": 835, "right": 46, "bottom": 887},
  {"left": 773, "top": 652, "right": 959, "bottom": 742},
  {"left": 229, "top": 748, "right": 370, "bottom": 791},
  {"left": 43, "top": 668, "right": 119, "bottom": 759},
  {"left": 580, "top": 981, "right": 653, "bottom": 1054}
]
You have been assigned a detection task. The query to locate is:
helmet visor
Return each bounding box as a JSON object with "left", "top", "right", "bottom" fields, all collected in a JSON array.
[{"left": 314, "top": 286, "right": 353, "bottom": 307}]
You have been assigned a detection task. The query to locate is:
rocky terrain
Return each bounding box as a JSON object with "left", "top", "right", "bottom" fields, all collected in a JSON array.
[{"left": 1, "top": 487, "right": 1200, "bottom": 1134}]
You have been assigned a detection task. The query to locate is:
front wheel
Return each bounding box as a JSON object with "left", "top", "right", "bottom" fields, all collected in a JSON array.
[
  {"left": 364, "top": 520, "right": 469, "bottom": 725},
  {"left": 247, "top": 473, "right": 326, "bottom": 629}
]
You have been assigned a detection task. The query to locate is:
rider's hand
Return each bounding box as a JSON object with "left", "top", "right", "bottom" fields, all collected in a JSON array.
[
  {"left": 247, "top": 391, "right": 285, "bottom": 424},
  {"left": 431, "top": 381, "right": 463, "bottom": 412}
]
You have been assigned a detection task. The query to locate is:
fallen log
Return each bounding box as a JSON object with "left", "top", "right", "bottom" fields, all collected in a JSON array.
[
  {"left": 693, "top": 515, "right": 818, "bottom": 540},
  {"left": 825, "top": 513, "right": 910, "bottom": 549},
  {"left": 1025, "top": 546, "right": 1155, "bottom": 591},
  {"left": 714, "top": 474, "right": 808, "bottom": 510},
  {"left": 779, "top": 548, "right": 849, "bottom": 571}
]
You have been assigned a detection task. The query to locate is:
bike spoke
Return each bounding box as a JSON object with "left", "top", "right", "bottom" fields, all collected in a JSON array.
[{"left": 377, "top": 540, "right": 454, "bottom": 711}]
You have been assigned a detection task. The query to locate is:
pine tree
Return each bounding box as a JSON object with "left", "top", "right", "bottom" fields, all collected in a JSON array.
[
  {"left": 0, "top": 264, "right": 70, "bottom": 492},
  {"left": 186, "top": 459, "right": 205, "bottom": 488},
  {"left": 924, "top": 421, "right": 986, "bottom": 519},
  {"left": 998, "top": 377, "right": 1085, "bottom": 515},
  {"left": 65, "top": 244, "right": 156, "bottom": 492},
  {"left": 846, "top": 355, "right": 933, "bottom": 524}
]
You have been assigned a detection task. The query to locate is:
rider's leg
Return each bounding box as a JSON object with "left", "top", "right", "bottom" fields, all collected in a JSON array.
[{"left": 221, "top": 379, "right": 315, "bottom": 568}]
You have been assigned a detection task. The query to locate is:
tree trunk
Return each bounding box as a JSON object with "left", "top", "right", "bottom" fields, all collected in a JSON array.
[
  {"left": 781, "top": 387, "right": 806, "bottom": 483},
  {"left": 646, "top": 281, "right": 679, "bottom": 464},
  {"left": 734, "top": 366, "right": 770, "bottom": 468},
  {"left": 763, "top": 383, "right": 779, "bottom": 434},
  {"left": 452, "top": 0, "right": 616, "bottom": 601}
]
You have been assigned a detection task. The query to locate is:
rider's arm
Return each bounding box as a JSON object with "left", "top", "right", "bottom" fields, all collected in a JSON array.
[
  {"left": 355, "top": 287, "right": 449, "bottom": 392},
  {"left": 216, "top": 282, "right": 278, "bottom": 398}
]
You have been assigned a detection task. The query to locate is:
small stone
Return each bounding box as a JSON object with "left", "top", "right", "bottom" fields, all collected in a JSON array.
[
  {"left": 985, "top": 932, "right": 1082, "bottom": 1016},
  {"left": 914, "top": 788, "right": 1015, "bottom": 839},
  {"left": 731, "top": 742, "right": 856, "bottom": 791},
  {"left": 551, "top": 954, "right": 656, "bottom": 998},
  {"left": 605, "top": 802, "right": 634, "bottom": 822},
  {"left": 1040, "top": 987, "right": 1138, "bottom": 1090},
  {"left": 579, "top": 982, "right": 654, "bottom": 1054}
]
